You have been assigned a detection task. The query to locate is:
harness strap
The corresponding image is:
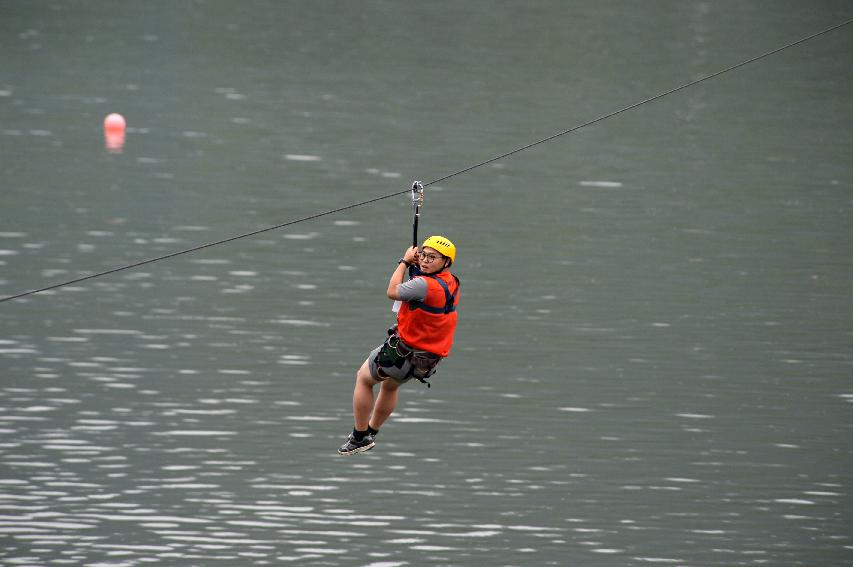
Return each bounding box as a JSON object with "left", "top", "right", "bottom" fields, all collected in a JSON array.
[
  {"left": 409, "top": 275, "right": 459, "bottom": 315},
  {"left": 412, "top": 374, "right": 431, "bottom": 388}
]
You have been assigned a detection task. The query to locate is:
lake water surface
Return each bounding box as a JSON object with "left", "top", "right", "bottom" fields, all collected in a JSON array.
[{"left": 2, "top": 2, "right": 852, "bottom": 565}]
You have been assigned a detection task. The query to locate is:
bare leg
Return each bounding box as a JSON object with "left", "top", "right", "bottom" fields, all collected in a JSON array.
[
  {"left": 352, "top": 359, "right": 377, "bottom": 431},
  {"left": 352, "top": 358, "right": 403, "bottom": 432},
  {"left": 369, "top": 379, "right": 401, "bottom": 430}
]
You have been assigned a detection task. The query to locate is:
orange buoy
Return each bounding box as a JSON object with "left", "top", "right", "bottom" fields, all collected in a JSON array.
[{"left": 104, "top": 113, "right": 126, "bottom": 153}]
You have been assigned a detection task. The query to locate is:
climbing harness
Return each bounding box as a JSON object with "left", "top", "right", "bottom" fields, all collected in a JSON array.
[
  {"left": 2, "top": 17, "right": 850, "bottom": 304},
  {"left": 374, "top": 326, "right": 441, "bottom": 387}
]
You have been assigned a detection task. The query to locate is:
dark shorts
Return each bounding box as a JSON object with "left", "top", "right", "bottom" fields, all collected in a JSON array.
[{"left": 367, "top": 344, "right": 415, "bottom": 384}]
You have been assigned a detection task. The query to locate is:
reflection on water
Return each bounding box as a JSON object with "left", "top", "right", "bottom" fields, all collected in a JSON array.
[
  {"left": 2, "top": 304, "right": 851, "bottom": 565},
  {"left": 2, "top": 0, "right": 852, "bottom": 565},
  {"left": 0, "top": 362, "right": 578, "bottom": 565}
]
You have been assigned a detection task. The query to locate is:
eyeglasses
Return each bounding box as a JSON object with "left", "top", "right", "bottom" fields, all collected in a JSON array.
[{"left": 418, "top": 251, "right": 443, "bottom": 263}]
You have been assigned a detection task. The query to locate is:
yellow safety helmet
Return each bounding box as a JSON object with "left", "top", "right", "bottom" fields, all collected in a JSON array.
[{"left": 421, "top": 235, "right": 456, "bottom": 263}]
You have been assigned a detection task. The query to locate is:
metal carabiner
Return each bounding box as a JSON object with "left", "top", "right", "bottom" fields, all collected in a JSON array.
[{"left": 411, "top": 181, "right": 424, "bottom": 209}]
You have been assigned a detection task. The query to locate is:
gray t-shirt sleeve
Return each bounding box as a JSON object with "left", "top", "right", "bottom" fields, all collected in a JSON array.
[{"left": 397, "top": 277, "right": 428, "bottom": 302}]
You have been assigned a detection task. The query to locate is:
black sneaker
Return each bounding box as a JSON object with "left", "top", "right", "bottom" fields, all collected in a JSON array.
[{"left": 337, "top": 433, "right": 375, "bottom": 455}]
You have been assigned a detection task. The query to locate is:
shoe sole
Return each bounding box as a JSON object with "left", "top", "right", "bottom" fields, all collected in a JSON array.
[{"left": 337, "top": 441, "right": 376, "bottom": 455}]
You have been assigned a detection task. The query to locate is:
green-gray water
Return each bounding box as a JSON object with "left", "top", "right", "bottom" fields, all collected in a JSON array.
[{"left": 2, "top": 2, "right": 852, "bottom": 565}]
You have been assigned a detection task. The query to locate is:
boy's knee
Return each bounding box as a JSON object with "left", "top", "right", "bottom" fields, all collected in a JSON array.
[
  {"left": 356, "top": 364, "right": 377, "bottom": 387},
  {"left": 355, "top": 359, "right": 370, "bottom": 378}
]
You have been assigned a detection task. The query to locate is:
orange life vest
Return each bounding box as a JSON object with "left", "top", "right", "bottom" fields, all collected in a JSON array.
[{"left": 396, "top": 271, "right": 460, "bottom": 357}]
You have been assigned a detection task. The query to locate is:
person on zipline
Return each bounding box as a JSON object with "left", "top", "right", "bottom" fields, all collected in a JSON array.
[{"left": 338, "top": 235, "right": 460, "bottom": 455}]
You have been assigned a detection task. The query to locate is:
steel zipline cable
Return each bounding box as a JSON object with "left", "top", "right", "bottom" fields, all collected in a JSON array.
[{"left": 2, "top": 17, "right": 851, "bottom": 304}]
